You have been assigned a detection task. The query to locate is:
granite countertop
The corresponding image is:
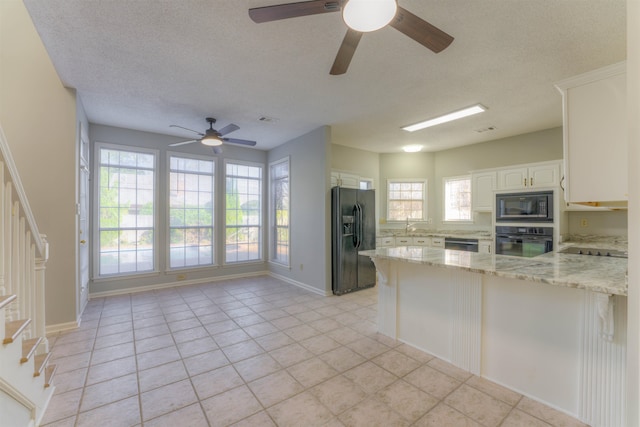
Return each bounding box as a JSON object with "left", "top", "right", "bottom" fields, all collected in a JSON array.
[
  {"left": 378, "top": 229, "right": 493, "bottom": 240},
  {"left": 360, "top": 244, "right": 628, "bottom": 296}
]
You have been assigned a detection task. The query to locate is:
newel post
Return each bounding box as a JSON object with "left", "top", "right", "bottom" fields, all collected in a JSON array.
[{"left": 35, "top": 234, "right": 49, "bottom": 354}]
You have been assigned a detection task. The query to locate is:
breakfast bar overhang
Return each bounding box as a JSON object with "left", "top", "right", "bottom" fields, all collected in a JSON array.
[{"left": 361, "top": 246, "right": 628, "bottom": 427}]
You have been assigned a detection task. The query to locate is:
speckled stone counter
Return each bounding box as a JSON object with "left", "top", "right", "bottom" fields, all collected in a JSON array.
[
  {"left": 360, "top": 245, "right": 627, "bottom": 295},
  {"left": 377, "top": 229, "right": 492, "bottom": 241}
]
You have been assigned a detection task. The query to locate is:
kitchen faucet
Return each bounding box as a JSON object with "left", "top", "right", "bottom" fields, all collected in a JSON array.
[{"left": 405, "top": 218, "right": 416, "bottom": 233}]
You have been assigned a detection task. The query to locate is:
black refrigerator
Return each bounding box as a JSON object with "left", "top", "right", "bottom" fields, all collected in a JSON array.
[{"left": 331, "top": 187, "right": 376, "bottom": 295}]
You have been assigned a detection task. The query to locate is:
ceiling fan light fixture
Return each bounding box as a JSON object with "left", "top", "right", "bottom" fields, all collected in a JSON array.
[
  {"left": 342, "top": 0, "right": 397, "bottom": 33},
  {"left": 201, "top": 134, "right": 223, "bottom": 146},
  {"left": 402, "top": 104, "right": 487, "bottom": 132}
]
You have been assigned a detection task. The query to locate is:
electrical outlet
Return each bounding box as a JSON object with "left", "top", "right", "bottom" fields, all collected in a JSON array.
[
  {"left": 176, "top": 273, "right": 187, "bottom": 281},
  {"left": 580, "top": 218, "right": 588, "bottom": 227}
]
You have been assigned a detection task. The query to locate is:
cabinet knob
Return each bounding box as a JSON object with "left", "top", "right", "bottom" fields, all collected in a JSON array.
[
  {"left": 80, "top": 240, "right": 86, "bottom": 244},
  {"left": 524, "top": 178, "right": 527, "bottom": 187}
]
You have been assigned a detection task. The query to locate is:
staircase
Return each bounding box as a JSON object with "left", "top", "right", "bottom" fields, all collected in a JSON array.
[{"left": 1, "top": 126, "right": 55, "bottom": 426}]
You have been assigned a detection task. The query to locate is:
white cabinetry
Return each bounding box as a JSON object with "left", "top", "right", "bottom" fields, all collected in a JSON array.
[
  {"left": 471, "top": 171, "right": 496, "bottom": 211},
  {"left": 331, "top": 171, "right": 360, "bottom": 188},
  {"left": 412, "top": 236, "right": 430, "bottom": 246},
  {"left": 395, "top": 236, "right": 412, "bottom": 245},
  {"left": 479, "top": 240, "right": 492, "bottom": 254},
  {"left": 497, "top": 163, "right": 560, "bottom": 190},
  {"left": 376, "top": 237, "right": 395, "bottom": 247},
  {"left": 430, "top": 237, "right": 445, "bottom": 248},
  {"left": 331, "top": 171, "right": 374, "bottom": 189},
  {"left": 555, "top": 62, "right": 627, "bottom": 203}
]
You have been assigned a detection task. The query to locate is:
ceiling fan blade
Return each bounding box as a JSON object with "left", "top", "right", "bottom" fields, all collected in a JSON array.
[
  {"left": 169, "top": 124, "right": 204, "bottom": 136},
  {"left": 223, "top": 138, "right": 257, "bottom": 147},
  {"left": 389, "top": 6, "right": 454, "bottom": 53},
  {"left": 212, "top": 147, "right": 223, "bottom": 155},
  {"left": 330, "top": 28, "right": 363, "bottom": 75},
  {"left": 168, "top": 139, "right": 199, "bottom": 147},
  {"left": 217, "top": 123, "right": 240, "bottom": 136},
  {"left": 249, "top": 0, "right": 343, "bottom": 23}
]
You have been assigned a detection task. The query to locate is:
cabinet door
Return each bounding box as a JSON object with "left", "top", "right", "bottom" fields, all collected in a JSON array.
[
  {"left": 479, "top": 241, "right": 492, "bottom": 254},
  {"left": 330, "top": 172, "right": 340, "bottom": 187},
  {"left": 497, "top": 168, "right": 527, "bottom": 190},
  {"left": 395, "top": 237, "right": 412, "bottom": 245},
  {"left": 430, "top": 238, "right": 444, "bottom": 248},
  {"left": 412, "top": 237, "right": 430, "bottom": 246},
  {"left": 472, "top": 172, "right": 496, "bottom": 211},
  {"left": 376, "top": 237, "right": 395, "bottom": 247},
  {"left": 339, "top": 173, "right": 360, "bottom": 189},
  {"left": 529, "top": 164, "right": 559, "bottom": 188},
  {"left": 564, "top": 70, "right": 627, "bottom": 202}
]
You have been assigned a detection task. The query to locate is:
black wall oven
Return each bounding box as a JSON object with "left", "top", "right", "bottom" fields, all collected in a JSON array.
[
  {"left": 496, "top": 191, "right": 553, "bottom": 222},
  {"left": 495, "top": 226, "right": 553, "bottom": 257}
]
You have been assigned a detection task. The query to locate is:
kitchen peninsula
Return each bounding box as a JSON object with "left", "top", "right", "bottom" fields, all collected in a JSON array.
[{"left": 360, "top": 246, "right": 627, "bottom": 427}]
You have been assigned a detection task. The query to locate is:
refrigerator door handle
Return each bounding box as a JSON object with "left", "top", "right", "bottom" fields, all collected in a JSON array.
[
  {"left": 352, "top": 204, "right": 360, "bottom": 248},
  {"left": 357, "top": 203, "right": 364, "bottom": 249}
]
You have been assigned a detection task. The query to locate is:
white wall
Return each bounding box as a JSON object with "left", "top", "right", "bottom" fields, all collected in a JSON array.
[
  {"left": 0, "top": 0, "right": 79, "bottom": 326},
  {"left": 268, "top": 126, "right": 332, "bottom": 294},
  {"left": 626, "top": 0, "right": 640, "bottom": 424},
  {"left": 88, "top": 124, "right": 268, "bottom": 296}
]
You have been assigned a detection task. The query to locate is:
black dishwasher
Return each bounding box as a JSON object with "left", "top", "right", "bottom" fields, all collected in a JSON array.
[{"left": 444, "top": 237, "right": 479, "bottom": 252}]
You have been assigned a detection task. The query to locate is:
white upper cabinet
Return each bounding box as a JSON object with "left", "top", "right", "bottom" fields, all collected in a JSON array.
[
  {"left": 555, "top": 62, "right": 627, "bottom": 203},
  {"left": 331, "top": 171, "right": 374, "bottom": 189},
  {"left": 497, "top": 163, "right": 560, "bottom": 190},
  {"left": 471, "top": 171, "right": 496, "bottom": 211}
]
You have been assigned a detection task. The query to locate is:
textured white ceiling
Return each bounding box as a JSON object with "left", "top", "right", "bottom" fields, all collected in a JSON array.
[{"left": 24, "top": 0, "right": 626, "bottom": 153}]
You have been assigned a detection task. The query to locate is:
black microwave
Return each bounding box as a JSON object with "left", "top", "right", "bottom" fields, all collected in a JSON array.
[{"left": 496, "top": 191, "right": 553, "bottom": 222}]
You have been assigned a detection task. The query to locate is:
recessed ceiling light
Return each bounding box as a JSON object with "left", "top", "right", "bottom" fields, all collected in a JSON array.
[
  {"left": 402, "top": 104, "right": 487, "bottom": 132},
  {"left": 402, "top": 145, "right": 423, "bottom": 153}
]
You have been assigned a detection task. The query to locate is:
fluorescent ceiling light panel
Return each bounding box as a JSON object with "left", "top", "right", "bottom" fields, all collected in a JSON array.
[{"left": 402, "top": 104, "right": 487, "bottom": 132}]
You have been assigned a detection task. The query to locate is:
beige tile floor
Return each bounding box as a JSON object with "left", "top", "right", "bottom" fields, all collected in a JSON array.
[{"left": 41, "top": 275, "right": 589, "bottom": 427}]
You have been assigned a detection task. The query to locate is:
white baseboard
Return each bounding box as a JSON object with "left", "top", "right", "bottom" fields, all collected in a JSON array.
[
  {"left": 268, "top": 272, "right": 330, "bottom": 296},
  {"left": 88, "top": 270, "right": 270, "bottom": 299},
  {"left": 45, "top": 320, "right": 80, "bottom": 335}
]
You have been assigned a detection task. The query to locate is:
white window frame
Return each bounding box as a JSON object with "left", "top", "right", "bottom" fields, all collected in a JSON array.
[
  {"left": 269, "top": 157, "right": 290, "bottom": 267},
  {"left": 224, "top": 159, "right": 264, "bottom": 265},
  {"left": 386, "top": 179, "right": 428, "bottom": 222},
  {"left": 443, "top": 175, "right": 473, "bottom": 223},
  {"left": 167, "top": 152, "right": 216, "bottom": 270},
  {"left": 93, "top": 142, "right": 159, "bottom": 279}
]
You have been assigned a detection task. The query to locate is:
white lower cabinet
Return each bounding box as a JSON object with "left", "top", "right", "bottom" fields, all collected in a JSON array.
[
  {"left": 412, "top": 237, "right": 430, "bottom": 246},
  {"left": 430, "top": 237, "right": 445, "bottom": 248},
  {"left": 376, "top": 237, "right": 395, "bottom": 247},
  {"left": 479, "top": 240, "right": 492, "bottom": 254},
  {"left": 395, "top": 236, "right": 412, "bottom": 245}
]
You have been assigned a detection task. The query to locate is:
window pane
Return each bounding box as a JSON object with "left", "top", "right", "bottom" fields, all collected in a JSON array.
[
  {"left": 387, "top": 180, "right": 427, "bottom": 221},
  {"left": 97, "top": 146, "right": 155, "bottom": 276},
  {"left": 226, "top": 163, "right": 263, "bottom": 264},
  {"left": 169, "top": 155, "right": 215, "bottom": 269},
  {"left": 444, "top": 176, "right": 472, "bottom": 221},
  {"left": 270, "top": 159, "right": 289, "bottom": 266}
]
